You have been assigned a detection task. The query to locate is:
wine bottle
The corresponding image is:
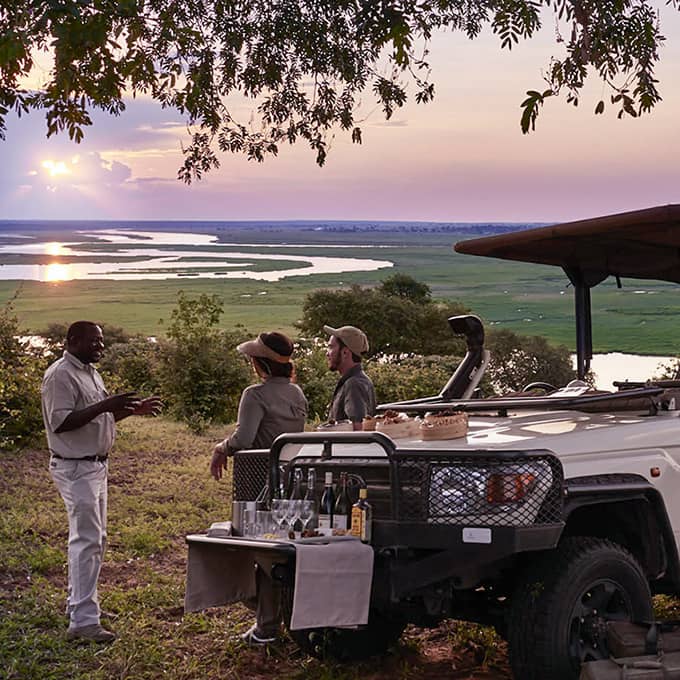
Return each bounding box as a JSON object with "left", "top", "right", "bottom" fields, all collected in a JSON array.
[
  {"left": 289, "top": 468, "right": 304, "bottom": 531},
  {"left": 290, "top": 468, "right": 303, "bottom": 500},
  {"left": 304, "top": 467, "right": 318, "bottom": 529},
  {"left": 350, "top": 487, "right": 372, "bottom": 543},
  {"left": 333, "top": 472, "right": 351, "bottom": 530},
  {"left": 318, "top": 472, "right": 335, "bottom": 529}
]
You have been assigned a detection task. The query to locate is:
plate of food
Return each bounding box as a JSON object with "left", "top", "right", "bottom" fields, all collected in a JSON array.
[{"left": 419, "top": 410, "right": 469, "bottom": 440}]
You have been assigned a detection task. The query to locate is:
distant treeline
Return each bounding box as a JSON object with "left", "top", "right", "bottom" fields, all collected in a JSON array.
[
  {"left": 294, "top": 223, "right": 547, "bottom": 234},
  {"left": 0, "top": 220, "right": 548, "bottom": 237}
]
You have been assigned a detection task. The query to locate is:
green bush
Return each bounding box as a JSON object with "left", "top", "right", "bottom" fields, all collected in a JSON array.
[
  {"left": 0, "top": 305, "right": 46, "bottom": 450},
  {"left": 369, "top": 355, "right": 461, "bottom": 405},
  {"left": 297, "top": 283, "right": 468, "bottom": 357},
  {"left": 486, "top": 328, "right": 576, "bottom": 393},
  {"left": 293, "top": 338, "right": 337, "bottom": 421},
  {"left": 156, "top": 292, "right": 251, "bottom": 433},
  {"left": 98, "top": 337, "right": 161, "bottom": 394}
]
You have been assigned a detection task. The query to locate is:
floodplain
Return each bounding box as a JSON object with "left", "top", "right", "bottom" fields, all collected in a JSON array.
[{"left": 1, "top": 223, "right": 679, "bottom": 355}]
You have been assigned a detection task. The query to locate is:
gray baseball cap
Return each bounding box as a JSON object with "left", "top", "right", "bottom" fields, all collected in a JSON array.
[{"left": 323, "top": 325, "right": 369, "bottom": 355}]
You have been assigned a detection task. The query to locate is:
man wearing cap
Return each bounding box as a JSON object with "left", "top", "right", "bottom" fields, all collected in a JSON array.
[
  {"left": 324, "top": 325, "right": 376, "bottom": 430},
  {"left": 42, "top": 321, "right": 162, "bottom": 643}
]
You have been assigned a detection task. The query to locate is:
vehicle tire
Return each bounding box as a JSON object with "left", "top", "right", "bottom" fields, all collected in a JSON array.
[
  {"left": 507, "top": 536, "right": 652, "bottom": 680},
  {"left": 280, "top": 583, "right": 406, "bottom": 661}
]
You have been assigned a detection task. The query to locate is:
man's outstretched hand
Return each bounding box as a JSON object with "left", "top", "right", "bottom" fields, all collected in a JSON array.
[
  {"left": 106, "top": 391, "right": 141, "bottom": 416},
  {"left": 132, "top": 396, "right": 163, "bottom": 417}
]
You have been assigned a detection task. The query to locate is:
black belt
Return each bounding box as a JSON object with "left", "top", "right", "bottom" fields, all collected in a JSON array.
[{"left": 51, "top": 453, "right": 109, "bottom": 462}]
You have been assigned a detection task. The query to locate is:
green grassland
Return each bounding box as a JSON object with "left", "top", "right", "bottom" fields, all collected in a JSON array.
[
  {"left": 0, "top": 418, "right": 512, "bottom": 680},
  {"left": 2, "top": 227, "right": 680, "bottom": 355}
]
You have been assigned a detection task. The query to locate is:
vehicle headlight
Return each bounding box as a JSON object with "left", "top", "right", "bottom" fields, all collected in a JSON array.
[{"left": 428, "top": 461, "right": 552, "bottom": 526}]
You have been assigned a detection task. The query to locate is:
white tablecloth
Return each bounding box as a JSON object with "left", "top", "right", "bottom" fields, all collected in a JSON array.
[
  {"left": 184, "top": 535, "right": 374, "bottom": 630},
  {"left": 290, "top": 537, "right": 374, "bottom": 630}
]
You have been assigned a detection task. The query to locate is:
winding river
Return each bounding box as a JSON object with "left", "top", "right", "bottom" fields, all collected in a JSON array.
[{"left": 0, "top": 229, "right": 394, "bottom": 282}]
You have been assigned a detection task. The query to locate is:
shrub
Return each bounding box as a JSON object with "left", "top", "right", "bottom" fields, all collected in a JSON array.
[
  {"left": 156, "top": 292, "right": 251, "bottom": 433},
  {"left": 369, "top": 355, "right": 461, "bottom": 405},
  {"left": 297, "top": 283, "right": 468, "bottom": 356},
  {"left": 486, "top": 328, "right": 576, "bottom": 393},
  {"left": 0, "top": 305, "right": 47, "bottom": 450},
  {"left": 98, "top": 337, "right": 161, "bottom": 394},
  {"left": 378, "top": 273, "right": 432, "bottom": 304},
  {"left": 293, "top": 338, "right": 337, "bottom": 422}
]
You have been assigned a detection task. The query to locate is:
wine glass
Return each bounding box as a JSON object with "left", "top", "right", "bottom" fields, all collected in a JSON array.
[
  {"left": 288, "top": 500, "right": 302, "bottom": 537},
  {"left": 299, "top": 500, "right": 315, "bottom": 533},
  {"left": 271, "top": 499, "right": 287, "bottom": 537}
]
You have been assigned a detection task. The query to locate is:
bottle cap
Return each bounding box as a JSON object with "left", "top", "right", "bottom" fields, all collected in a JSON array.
[
  {"left": 325, "top": 471, "right": 333, "bottom": 484},
  {"left": 359, "top": 487, "right": 367, "bottom": 498}
]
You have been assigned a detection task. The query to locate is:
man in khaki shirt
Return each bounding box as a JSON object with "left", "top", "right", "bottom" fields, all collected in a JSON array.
[
  {"left": 42, "top": 321, "right": 161, "bottom": 643},
  {"left": 324, "top": 325, "right": 376, "bottom": 430}
]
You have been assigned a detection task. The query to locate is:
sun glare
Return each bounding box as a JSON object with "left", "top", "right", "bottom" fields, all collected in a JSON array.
[
  {"left": 44, "top": 262, "right": 71, "bottom": 282},
  {"left": 45, "top": 242, "right": 65, "bottom": 257},
  {"left": 42, "top": 159, "right": 72, "bottom": 178}
]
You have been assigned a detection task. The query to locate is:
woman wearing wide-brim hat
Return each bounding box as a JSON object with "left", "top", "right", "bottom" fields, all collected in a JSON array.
[{"left": 210, "top": 331, "right": 308, "bottom": 644}]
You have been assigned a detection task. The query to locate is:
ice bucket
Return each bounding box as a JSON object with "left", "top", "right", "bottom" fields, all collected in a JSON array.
[{"left": 231, "top": 500, "right": 256, "bottom": 536}]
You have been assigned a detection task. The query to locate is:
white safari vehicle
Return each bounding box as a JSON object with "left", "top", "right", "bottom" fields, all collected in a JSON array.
[{"left": 187, "top": 204, "right": 680, "bottom": 680}]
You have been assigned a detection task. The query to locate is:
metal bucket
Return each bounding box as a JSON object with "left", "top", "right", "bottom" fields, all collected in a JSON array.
[{"left": 231, "top": 500, "right": 257, "bottom": 536}]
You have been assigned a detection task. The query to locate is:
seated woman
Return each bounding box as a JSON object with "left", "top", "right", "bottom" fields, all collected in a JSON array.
[{"left": 210, "top": 331, "right": 308, "bottom": 645}]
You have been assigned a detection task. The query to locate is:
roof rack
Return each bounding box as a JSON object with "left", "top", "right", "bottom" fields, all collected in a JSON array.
[{"left": 378, "top": 385, "right": 664, "bottom": 417}]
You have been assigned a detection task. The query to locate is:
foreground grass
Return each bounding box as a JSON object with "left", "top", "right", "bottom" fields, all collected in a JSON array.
[{"left": 0, "top": 418, "right": 510, "bottom": 680}]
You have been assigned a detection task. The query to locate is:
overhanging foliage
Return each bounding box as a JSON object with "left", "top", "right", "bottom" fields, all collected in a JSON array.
[{"left": 1, "top": 0, "right": 677, "bottom": 179}]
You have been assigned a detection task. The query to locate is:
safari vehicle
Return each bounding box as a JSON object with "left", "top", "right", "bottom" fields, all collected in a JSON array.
[{"left": 187, "top": 204, "right": 680, "bottom": 680}]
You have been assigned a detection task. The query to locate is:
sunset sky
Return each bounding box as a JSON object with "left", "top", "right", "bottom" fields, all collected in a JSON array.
[{"left": 1, "top": 5, "right": 679, "bottom": 223}]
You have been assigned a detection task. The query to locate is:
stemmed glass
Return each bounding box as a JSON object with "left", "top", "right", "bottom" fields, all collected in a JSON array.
[
  {"left": 271, "top": 499, "right": 288, "bottom": 537},
  {"left": 288, "top": 500, "right": 302, "bottom": 537},
  {"left": 299, "top": 500, "right": 315, "bottom": 533}
]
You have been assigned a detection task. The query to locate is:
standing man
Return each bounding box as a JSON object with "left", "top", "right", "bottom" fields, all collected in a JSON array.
[
  {"left": 324, "top": 325, "right": 376, "bottom": 430},
  {"left": 41, "top": 321, "right": 161, "bottom": 643}
]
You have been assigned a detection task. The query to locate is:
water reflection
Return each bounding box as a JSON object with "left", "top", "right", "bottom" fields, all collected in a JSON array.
[
  {"left": 575, "top": 353, "right": 676, "bottom": 390},
  {"left": 46, "top": 242, "right": 65, "bottom": 257},
  {"left": 0, "top": 230, "right": 393, "bottom": 281},
  {"left": 44, "top": 262, "right": 71, "bottom": 282}
]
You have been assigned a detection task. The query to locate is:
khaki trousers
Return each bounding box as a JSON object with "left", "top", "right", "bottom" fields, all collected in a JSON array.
[{"left": 49, "top": 457, "right": 108, "bottom": 629}]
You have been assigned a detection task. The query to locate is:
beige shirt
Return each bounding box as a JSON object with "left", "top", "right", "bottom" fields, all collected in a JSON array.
[
  {"left": 41, "top": 351, "right": 115, "bottom": 458},
  {"left": 328, "top": 364, "right": 376, "bottom": 423},
  {"left": 227, "top": 377, "right": 308, "bottom": 452}
]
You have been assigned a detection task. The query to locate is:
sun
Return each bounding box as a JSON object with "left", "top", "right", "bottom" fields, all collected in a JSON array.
[{"left": 41, "top": 159, "right": 72, "bottom": 178}]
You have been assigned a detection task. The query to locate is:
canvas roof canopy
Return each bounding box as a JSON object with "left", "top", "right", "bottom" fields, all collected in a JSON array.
[
  {"left": 454, "top": 204, "right": 680, "bottom": 286},
  {"left": 453, "top": 204, "right": 680, "bottom": 379}
]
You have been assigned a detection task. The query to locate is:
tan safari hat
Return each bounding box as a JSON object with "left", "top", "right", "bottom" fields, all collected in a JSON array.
[
  {"left": 323, "top": 325, "right": 369, "bottom": 356},
  {"left": 237, "top": 333, "right": 293, "bottom": 364}
]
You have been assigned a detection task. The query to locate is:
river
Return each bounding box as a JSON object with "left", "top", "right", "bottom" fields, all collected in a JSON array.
[
  {"left": 0, "top": 229, "right": 393, "bottom": 281},
  {"left": 584, "top": 353, "right": 676, "bottom": 390}
]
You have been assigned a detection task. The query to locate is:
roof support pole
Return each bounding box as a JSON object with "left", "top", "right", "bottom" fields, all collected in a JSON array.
[
  {"left": 574, "top": 282, "right": 592, "bottom": 380},
  {"left": 564, "top": 267, "right": 593, "bottom": 381}
]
